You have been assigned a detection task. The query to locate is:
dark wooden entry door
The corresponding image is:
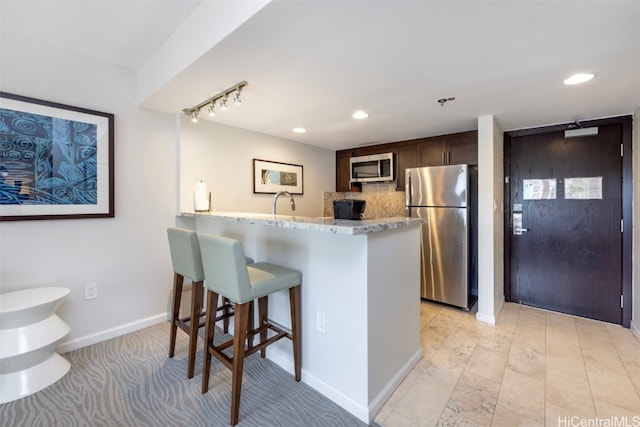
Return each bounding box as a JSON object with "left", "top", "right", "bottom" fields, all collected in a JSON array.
[{"left": 507, "top": 123, "right": 623, "bottom": 324}]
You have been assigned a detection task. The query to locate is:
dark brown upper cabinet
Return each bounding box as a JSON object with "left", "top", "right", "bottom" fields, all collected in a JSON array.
[
  {"left": 416, "top": 130, "right": 478, "bottom": 167},
  {"left": 335, "top": 130, "right": 477, "bottom": 192}
]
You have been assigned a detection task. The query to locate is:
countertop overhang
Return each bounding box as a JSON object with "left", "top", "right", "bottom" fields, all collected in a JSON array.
[{"left": 180, "top": 211, "right": 422, "bottom": 235}]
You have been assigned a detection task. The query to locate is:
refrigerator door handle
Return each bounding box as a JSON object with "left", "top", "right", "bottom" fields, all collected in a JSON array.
[{"left": 405, "top": 172, "right": 411, "bottom": 209}]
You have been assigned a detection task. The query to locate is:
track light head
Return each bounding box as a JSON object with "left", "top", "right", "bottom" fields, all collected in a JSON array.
[{"left": 183, "top": 81, "right": 247, "bottom": 123}]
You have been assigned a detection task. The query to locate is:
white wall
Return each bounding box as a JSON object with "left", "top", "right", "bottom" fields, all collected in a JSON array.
[
  {"left": 476, "top": 115, "right": 504, "bottom": 324},
  {"left": 0, "top": 27, "right": 335, "bottom": 351},
  {"left": 0, "top": 31, "right": 177, "bottom": 350},
  {"left": 179, "top": 117, "right": 335, "bottom": 217}
]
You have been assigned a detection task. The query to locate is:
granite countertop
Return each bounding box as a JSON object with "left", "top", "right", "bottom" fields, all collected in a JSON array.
[{"left": 180, "top": 211, "right": 422, "bottom": 235}]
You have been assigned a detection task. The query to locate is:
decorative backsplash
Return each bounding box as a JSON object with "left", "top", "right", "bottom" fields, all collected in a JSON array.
[{"left": 323, "top": 183, "right": 405, "bottom": 219}]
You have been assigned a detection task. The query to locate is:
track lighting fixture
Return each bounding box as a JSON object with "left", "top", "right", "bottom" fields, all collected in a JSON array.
[{"left": 182, "top": 81, "right": 247, "bottom": 122}]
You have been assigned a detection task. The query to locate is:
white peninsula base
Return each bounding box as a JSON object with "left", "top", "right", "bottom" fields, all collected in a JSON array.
[{"left": 180, "top": 212, "right": 422, "bottom": 423}]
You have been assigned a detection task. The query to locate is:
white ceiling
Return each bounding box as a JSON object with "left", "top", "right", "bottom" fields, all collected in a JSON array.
[{"left": 2, "top": 0, "right": 639, "bottom": 151}]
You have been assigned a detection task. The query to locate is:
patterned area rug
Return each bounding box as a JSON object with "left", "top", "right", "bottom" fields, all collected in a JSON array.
[{"left": 1, "top": 322, "right": 374, "bottom": 426}]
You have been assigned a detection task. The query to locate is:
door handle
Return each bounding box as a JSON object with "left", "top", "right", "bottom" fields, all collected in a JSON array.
[{"left": 514, "top": 227, "right": 529, "bottom": 235}]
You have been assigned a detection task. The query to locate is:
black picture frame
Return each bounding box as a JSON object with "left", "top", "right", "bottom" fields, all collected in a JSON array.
[
  {"left": 253, "top": 159, "right": 303, "bottom": 195},
  {"left": 0, "top": 92, "right": 114, "bottom": 221}
]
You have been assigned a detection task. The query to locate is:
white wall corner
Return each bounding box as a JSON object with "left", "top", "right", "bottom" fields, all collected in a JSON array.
[{"left": 476, "top": 114, "right": 503, "bottom": 323}]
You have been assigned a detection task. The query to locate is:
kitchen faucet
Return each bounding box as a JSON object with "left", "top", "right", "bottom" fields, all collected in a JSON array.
[{"left": 272, "top": 191, "right": 296, "bottom": 215}]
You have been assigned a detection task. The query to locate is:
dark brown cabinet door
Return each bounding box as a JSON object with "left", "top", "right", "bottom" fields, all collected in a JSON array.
[
  {"left": 417, "top": 138, "right": 446, "bottom": 166},
  {"left": 336, "top": 151, "right": 352, "bottom": 192},
  {"left": 507, "top": 124, "right": 623, "bottom": 324},
  {"left": 448, "top": 131, "right": 478, "bottom": 165},
  {"left": 395, "top": 144, "right": 417, "bottom": 190},
  {"left": 416, "top": 131, "right": 478, "bottom": 167}
]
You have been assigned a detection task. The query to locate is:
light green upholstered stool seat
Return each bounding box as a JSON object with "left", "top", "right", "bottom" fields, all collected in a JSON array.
[
  {"left": 198, "top": 234, "right": 302, "bottom": 426},
  {"left": 166, "top": 228, "right": 252, "bottom": 379}
]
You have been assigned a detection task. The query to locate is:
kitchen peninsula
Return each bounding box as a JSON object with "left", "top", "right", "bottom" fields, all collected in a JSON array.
[{"left": 178, "top": 211, "right": 422, "bottom": 423}]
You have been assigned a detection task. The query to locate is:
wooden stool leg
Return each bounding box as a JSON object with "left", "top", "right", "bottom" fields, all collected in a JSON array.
[
  {"left": 289, "top": 286, "right": 302, "bottom": 382},
  {"left": 230, "top": 301, "right": 250, "bottom": 426},
  {"left": 187, "top": 280, "right": 203, "bottom": 379},
  {"left": 222, "top": 297, "right": 230, "bottom": 333},
  {"left": 247, "top": 300, "right": 255, "bottom": 347},
  {"left": 201, "top": 289, "right": 218, "bottom": 394},
  {"left": 258, "top": 296, "right": 268, "bottom": 358},
  {"left": 169, "top": 273, "right": 183, "bottom": 358}
]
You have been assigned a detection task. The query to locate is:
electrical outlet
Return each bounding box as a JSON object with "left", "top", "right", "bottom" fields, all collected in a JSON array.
[
  {"left": 84, "top": 282, "right": 98, "bottom": 300},
  {"left": 316, "top": 311, "right": 326, "bottom": 334}
]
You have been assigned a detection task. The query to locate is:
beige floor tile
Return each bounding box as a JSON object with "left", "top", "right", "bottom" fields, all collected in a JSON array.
[
  {"left": 444, "top": 370, "right": 500, "bottom": 426},
  {"left": 490, "top": 403, "right": 542, "bottom": 427},
  {"left": 438, "top": 328, "right": 481, "bottom": 360},
  {"left": 581, "top": 343, "right": 627, "bottom": 376},
  {"left": 546, "top": 366, "right": 596, "bottom": 417},
  {"left": 465, "top": 345, "right": 509, "bottom": 383},
  {"left": 421, "top": 327, "right": 447, "bottom": 361},
  {"left": 496, "top": 368, "right": 545, "bottom": 423},
  {"left": 377, "top": 301, "right": 640, "bottom": 427},
  {"left": 511, "top": 324, "right": 546, "bottom": 348},
  {"left": 393, "top": 370, "right": 456, "bottom": 427},
  {"left": 436, "top": 407, "right": 483, "bottom": 427},
  {"left": 494, "top": 307, "right": 519, "bottom": 333},
  {"left": 586, "top": 365, "right": 640, "bottom": 414},
  {"left": 546, "top": 342, "right": 586, "bottom": 379},
  {"left": 422, "top": 346, "right": 467, "bottom": 384},
  {"left": 425, "top": 311, "right": 461, "bottom": 337},
  {"left": 383, "top": 410, "right": 420, "bottom": 427},
  {"left": 545, "top": 402, "right": 595, "bottom": 427},
  {"left": 620, "top": 357, "right": 640, "bottom": 396},
  {"left": 477, "top": 327, "right": 513, "bottom": 354},
  {"left": 593, "top": 399, "right": 640, "bottom": 418},
  {"left": 507, "top": 344, "right": 545, "bottom": 379}
]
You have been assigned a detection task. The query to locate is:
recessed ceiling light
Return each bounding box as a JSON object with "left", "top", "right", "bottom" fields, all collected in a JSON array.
[
  {"left": 563, "top": 73, "right": 595, "bottom": 85},
  {"left": 352, "top": 110, "right": 369, "bottom": 120},
  {"left": 293, "top": 127, "right": 306, "bottom": 133}
]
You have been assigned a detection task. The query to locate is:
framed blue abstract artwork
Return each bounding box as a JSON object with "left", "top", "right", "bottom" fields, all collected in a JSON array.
[
  {"left": 0, "top": 92, "right": 114, "bottom": 221},
  {"left": 253, "top": 159, "right": 303, "bottom": 195}
]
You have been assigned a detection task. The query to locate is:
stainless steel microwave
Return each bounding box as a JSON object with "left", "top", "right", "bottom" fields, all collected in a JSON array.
[{"left": 349, "top": 152, "right": 394, "bottom": 184}]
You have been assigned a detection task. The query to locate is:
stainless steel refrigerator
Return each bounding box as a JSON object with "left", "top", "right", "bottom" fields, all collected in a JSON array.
[{"left": 405, "top": 164, "right": 477, "bottom": 310}]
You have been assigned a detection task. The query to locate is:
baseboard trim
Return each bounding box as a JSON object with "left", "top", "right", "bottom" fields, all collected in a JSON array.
[
  {"left": 267, "top": 345, "right": 422, "bottom": 424},
  {"left": 368, "top": 348, "right": 423, "bottom": 422},
  {"left": 57, "top": 313, "right": 167, "bottom": 354},
  {"left": 267, "top": 347, "right": 369, "bottom": 423},
  {"left": 475, "top": 296, "right": 506, "bottom": 325}
]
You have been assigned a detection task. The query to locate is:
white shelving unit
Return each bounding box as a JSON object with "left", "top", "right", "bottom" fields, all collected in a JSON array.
[{"left": 0, "top": 287, "right": 71, "bottom": 404}]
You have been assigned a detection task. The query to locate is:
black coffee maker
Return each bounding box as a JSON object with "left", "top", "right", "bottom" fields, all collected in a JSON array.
[{"left": 333, "top": 199, "right": 366, "bottom": 220}]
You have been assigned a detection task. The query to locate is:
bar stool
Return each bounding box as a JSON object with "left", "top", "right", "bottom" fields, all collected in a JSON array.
[
  {"left": 166, "top": 228, "right": 241, "bottom": 379},
  {"left": 198, "top": 234, "right": 302, "bottom": 426}
]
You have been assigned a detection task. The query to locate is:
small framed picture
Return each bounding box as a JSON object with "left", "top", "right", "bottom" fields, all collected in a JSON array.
[{"left": 253, "top": 159, "right": 303, "bottom": 195}]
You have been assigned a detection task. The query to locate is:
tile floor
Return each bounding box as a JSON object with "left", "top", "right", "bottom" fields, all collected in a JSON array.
[{"left": 375, "top": 301, "right": 640, "bottom": 426}]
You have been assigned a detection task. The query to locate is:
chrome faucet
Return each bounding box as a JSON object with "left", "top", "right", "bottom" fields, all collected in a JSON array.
[{"left": 272, "top": 191, "right": 296, "bottom": 215}]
